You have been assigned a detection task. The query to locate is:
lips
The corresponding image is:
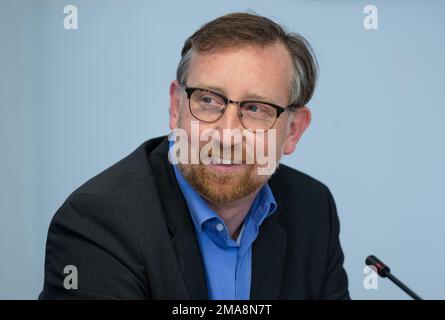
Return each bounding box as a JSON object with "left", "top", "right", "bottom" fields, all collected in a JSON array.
[
  {"left": 206, "top": 147, "right": 246, "bottom": 165},
  {"left": 209, "top": 156, "right": 243, "bottom": 165}
]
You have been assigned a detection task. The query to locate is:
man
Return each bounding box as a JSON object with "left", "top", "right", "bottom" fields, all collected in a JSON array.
[{"left": 40, "top": 12, "right": 349, "bottom": 299}]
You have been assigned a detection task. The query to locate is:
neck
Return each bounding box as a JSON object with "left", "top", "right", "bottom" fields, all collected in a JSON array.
[{"left": 206, "top": 188, "right": 261, "bottom": 240}]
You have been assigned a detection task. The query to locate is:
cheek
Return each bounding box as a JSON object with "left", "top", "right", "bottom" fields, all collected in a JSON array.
[
  {"left": 271, "top": 122, "right": 289, "bottom": 155},
  {"left": 180, "top": 117, "right": 217, "bottom": 149},
  {"left": 177, "top": 102, "right": 194, "bottom": 130},
  {"left": 249, "top": 129, "right": 284, "bottom": 162}
]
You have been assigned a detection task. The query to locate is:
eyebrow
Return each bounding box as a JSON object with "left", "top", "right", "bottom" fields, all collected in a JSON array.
[{"left": 194, "top": 83, "right": 279, "bottom": 105}]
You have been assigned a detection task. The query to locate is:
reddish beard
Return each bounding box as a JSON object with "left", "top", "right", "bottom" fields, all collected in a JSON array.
[{"left": 178, "top": 162, "right": 269, "bottom": 204}]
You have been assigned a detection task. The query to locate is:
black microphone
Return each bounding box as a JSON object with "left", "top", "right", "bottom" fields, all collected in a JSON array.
[{"left": 365, "top": 255, "right": 422, "bottom": 300}]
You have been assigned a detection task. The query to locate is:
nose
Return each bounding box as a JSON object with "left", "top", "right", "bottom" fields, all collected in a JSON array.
[
  {"left": 216, "top": 101, "right": 244, "bottom": 132},
  {"left": 215, "top": 102, "right": 245, "bottom": 148}
]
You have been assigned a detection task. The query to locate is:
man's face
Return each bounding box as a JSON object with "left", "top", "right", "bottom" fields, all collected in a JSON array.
[{"left": 169, "top": 42, "right": 311, "bottom": 205}]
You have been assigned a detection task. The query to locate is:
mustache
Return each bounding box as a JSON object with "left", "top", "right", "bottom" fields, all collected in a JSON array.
[{"left": 203, "top": 142, "right": 253, "bottom": 165}]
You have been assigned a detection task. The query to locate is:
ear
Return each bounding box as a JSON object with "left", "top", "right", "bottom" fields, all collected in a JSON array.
[
  {"left": 169, "top": 80, "right": 182, "bottom": 130},
  {"left": 282, "top": 106, "right": 311, "bottom": 155}
]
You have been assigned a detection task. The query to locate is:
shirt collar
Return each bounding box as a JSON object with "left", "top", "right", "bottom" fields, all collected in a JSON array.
[{"left": 172, "top": 162, "right": 219, "bottom": 232}]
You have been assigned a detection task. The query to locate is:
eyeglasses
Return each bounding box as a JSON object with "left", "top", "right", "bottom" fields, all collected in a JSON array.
[{"left": 183, "top": 85, "right": 299, "bottom": 131}]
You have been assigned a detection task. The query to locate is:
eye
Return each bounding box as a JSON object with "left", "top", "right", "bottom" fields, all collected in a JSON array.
[
  {"left": 245, "top": 103, "right": 268, "bottom": 114},
  {"left": 246, "top": 105, "right": 258, "bottom": 112},
  {"left": 197, "top": 93, "right": 224, "bottom": 106},
  {"left": 201, "top": 96, "right": 214, "bottom": 104},
  {"left": 243, "top": 103, "right": 276, "bottom": 118}
]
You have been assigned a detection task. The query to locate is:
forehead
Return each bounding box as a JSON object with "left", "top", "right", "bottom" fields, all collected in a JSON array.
[{"left": 186, "top": 42, "right": 293, "bottom": 103}]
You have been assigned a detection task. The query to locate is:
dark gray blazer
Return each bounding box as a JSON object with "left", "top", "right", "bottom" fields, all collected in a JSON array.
[{"left": 39, "top": 136, "right": 349, "bottom": 299}]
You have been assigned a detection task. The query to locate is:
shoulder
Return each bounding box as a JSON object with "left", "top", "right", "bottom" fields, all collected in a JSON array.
[
  {"left": 71, "top": 136, "right": 166, "bottom": 198},
  {"left": 49, "top": 136, "right": 168, "bottom": 237},
  {"left": 270, "top": 163, "right": 331, "bottom": 199},
  {"left": 269, "top": 163, "right": 338, "bottom": 231},
  {"left": 40, "top": 137, "right": 168, "bottom": 299}
]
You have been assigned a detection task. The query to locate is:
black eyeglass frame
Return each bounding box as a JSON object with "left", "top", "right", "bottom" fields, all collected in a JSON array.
[{"left": 183, "top": 86, "right": 299, "bottom": 130}]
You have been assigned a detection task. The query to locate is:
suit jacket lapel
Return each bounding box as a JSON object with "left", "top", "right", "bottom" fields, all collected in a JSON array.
[
  {"left": 250, "top": 208, "right": 287, "bottom": 299},
  {"left": 149, "top": 137, "right": 208, "bottom": 299}
]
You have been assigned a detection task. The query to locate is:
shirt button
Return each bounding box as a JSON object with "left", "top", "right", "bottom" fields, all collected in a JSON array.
[{"left": 215, "top": 223, "right": 224, "bottom": 232}]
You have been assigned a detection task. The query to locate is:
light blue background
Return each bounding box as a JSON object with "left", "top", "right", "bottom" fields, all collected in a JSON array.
[{"left": 1, "top": 0, "right": 444, "bottom": 299}]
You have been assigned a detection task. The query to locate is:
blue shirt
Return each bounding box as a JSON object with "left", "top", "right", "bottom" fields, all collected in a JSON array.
[{"left": 170, "top": 145, "right": 277, "bottom": 300}]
